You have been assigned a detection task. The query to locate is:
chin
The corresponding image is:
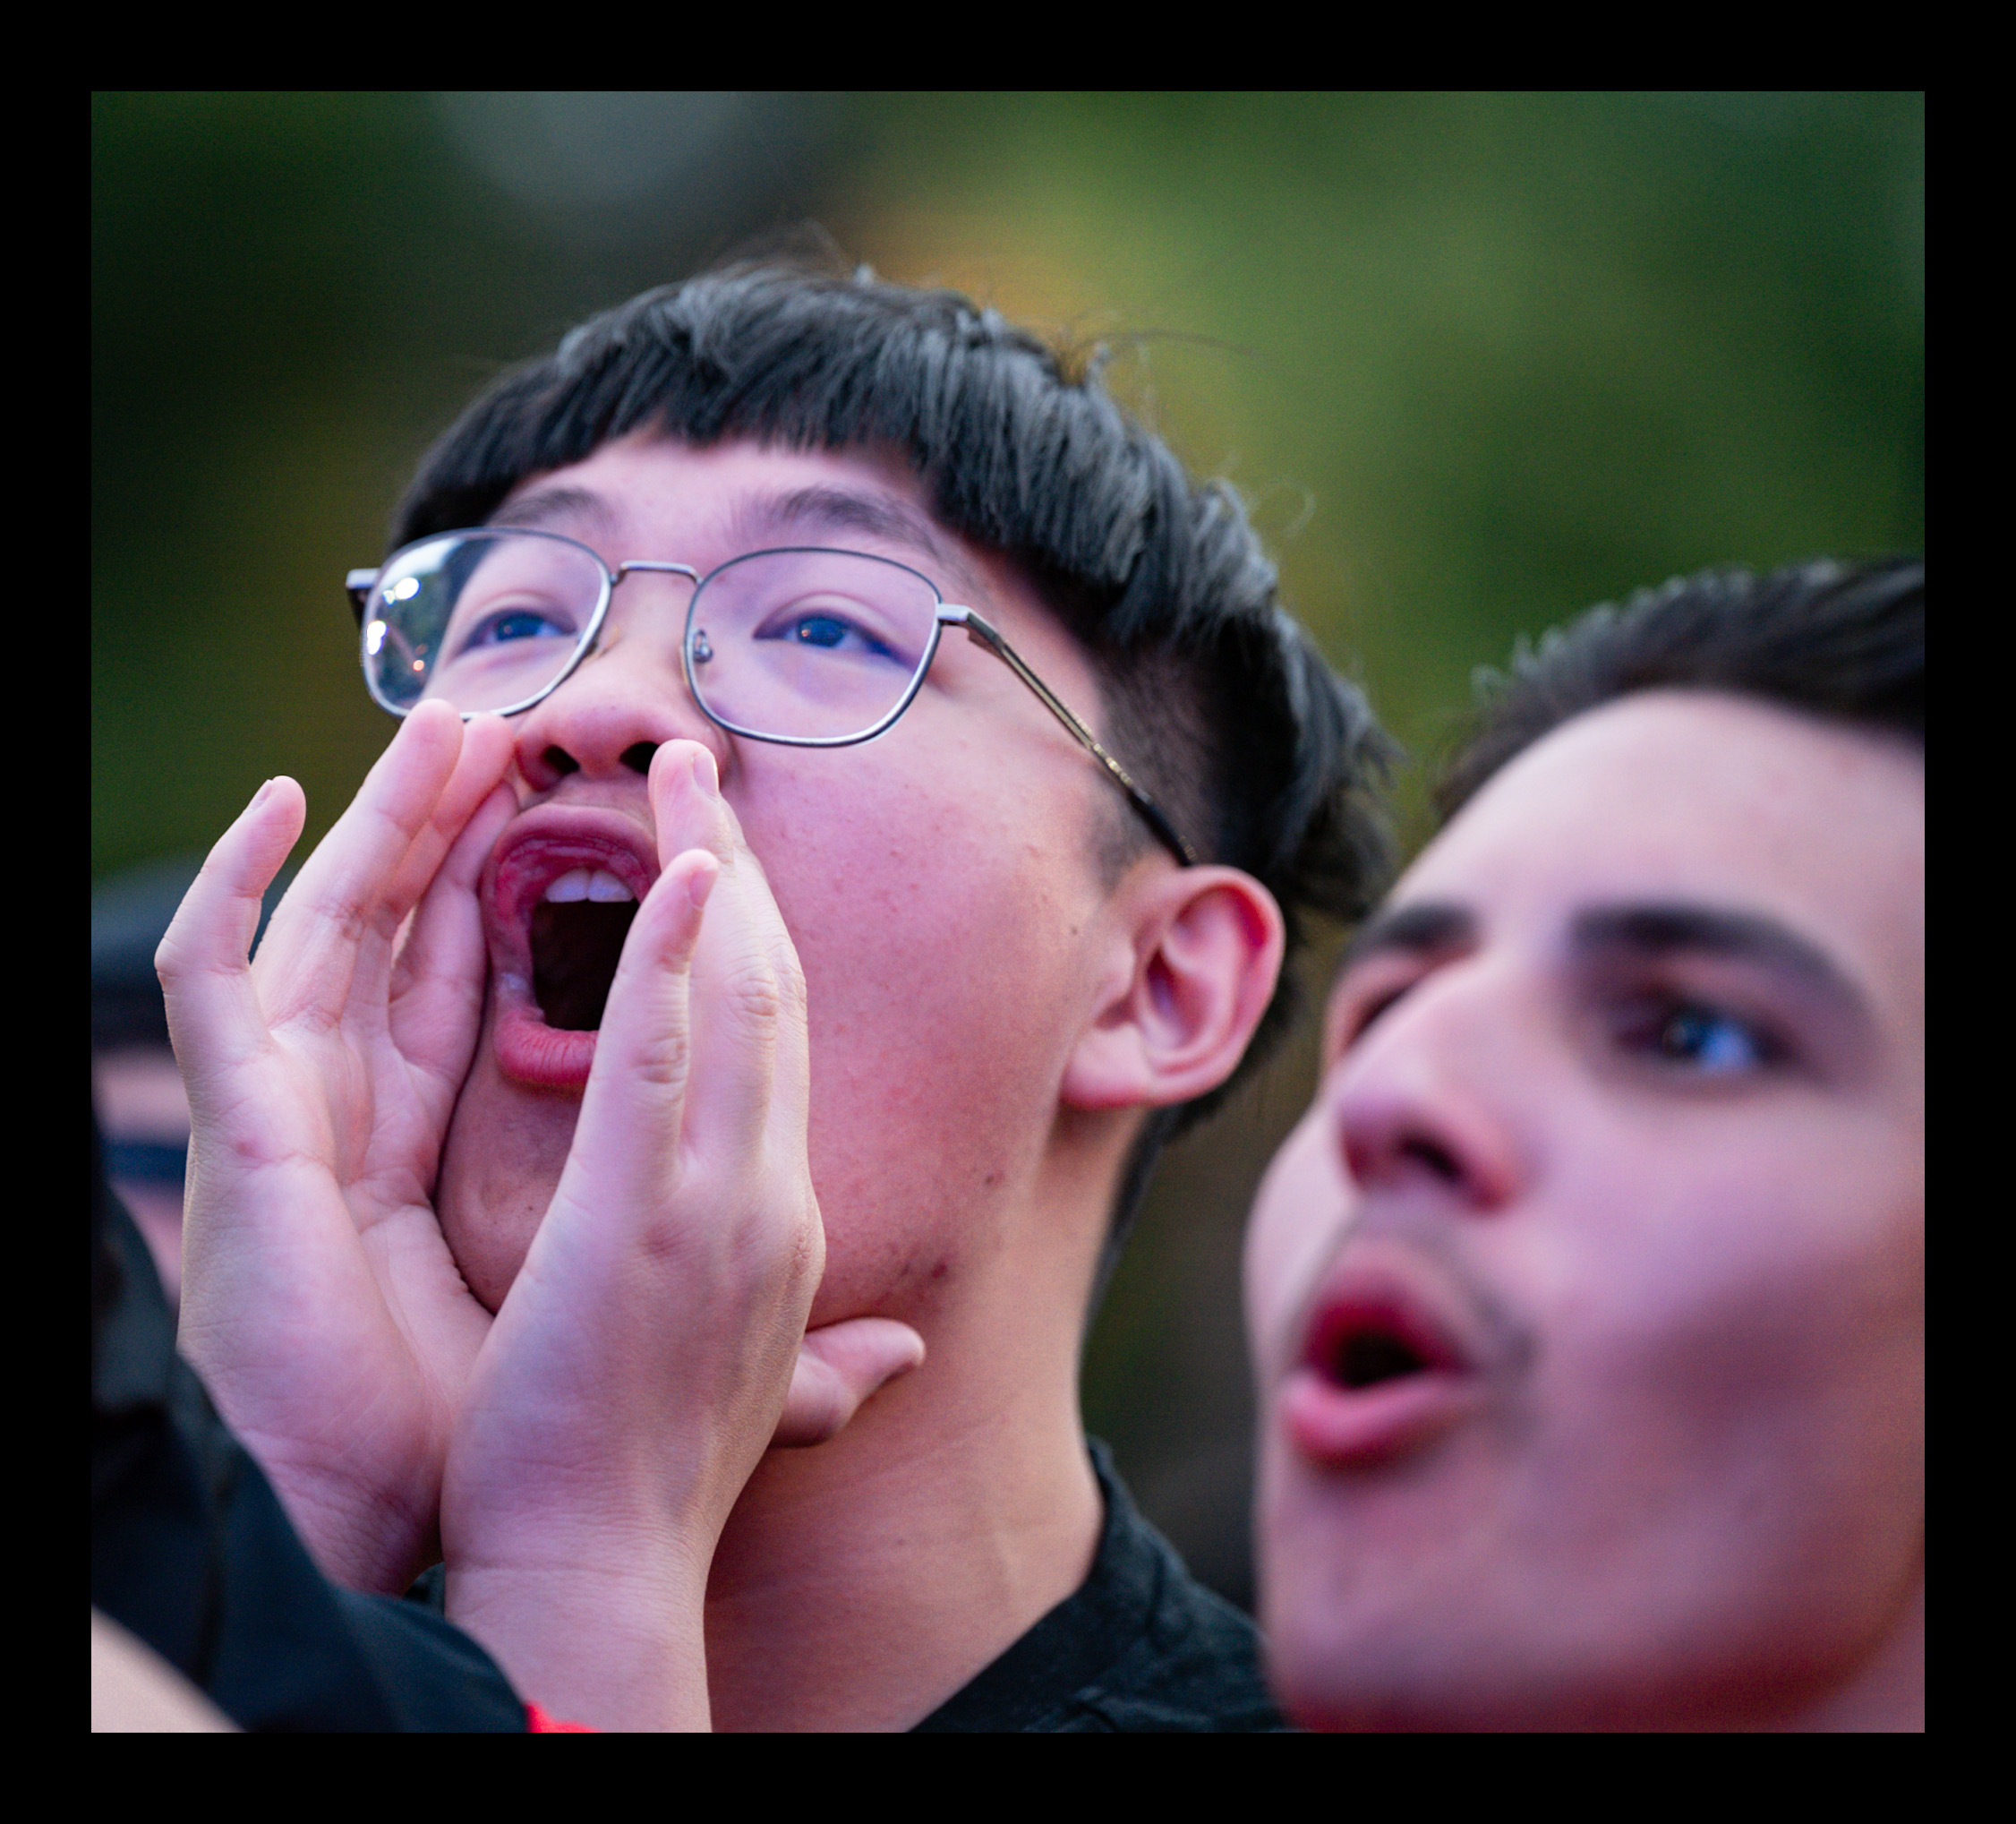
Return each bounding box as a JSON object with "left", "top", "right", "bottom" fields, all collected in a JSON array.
[{"left": 437, "top": 1017, "right": 584, "bottom": 1313}]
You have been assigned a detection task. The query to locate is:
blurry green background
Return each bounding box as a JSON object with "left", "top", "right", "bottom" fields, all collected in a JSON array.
[{"left": 93, "top": 92, "right": 1923, "bottom": 1608}]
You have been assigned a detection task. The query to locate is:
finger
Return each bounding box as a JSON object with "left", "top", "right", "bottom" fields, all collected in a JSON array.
[
  {"left": 560, "top": 847, "right": 721, "bottom": 1220},
  {"left": 377, "top": 714, "right": 517, "bottom": 934},
  {"left": 771, "top": 1319, "right": 926, "bottom": 1448},
  {"left": 252, "top": 701, "right": 467, "bottom": 1024},
  {"left": 650, "top": 742, "right": 808, "bottom": 1164},
  {"left": 156, "top": 776, "right": 308, "bottom": 1100},
  {"left": 388, "top": 776, "right": 519, "bottom": 1070}
]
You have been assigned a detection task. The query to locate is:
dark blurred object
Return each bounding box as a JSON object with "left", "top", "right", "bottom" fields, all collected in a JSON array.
[{"left": 91, "top": 1107, "right": 528, "bottom": 1731}]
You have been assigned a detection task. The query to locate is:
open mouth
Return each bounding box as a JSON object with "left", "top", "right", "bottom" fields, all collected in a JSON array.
[
  {"left": 530, "top": 871, "right": 639, "bottom": 1032},
  {"left": 1279, "top": 1265, "right": 1482, "bottom": 1468},
  {"left": 1307, "top": 1295, "right": 1452, "bottom": 1395},
  {"left": 1328, "top": 1325, "right": 1433, "bottom": 1391},
  {"left": 483, "top": 809, "right": 661, "bottom": 1086}
]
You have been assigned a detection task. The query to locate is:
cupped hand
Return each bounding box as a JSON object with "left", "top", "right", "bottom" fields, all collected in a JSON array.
[
  {"left": 159, "top": 702, "right": 519, "bottom": 1592},
  {"left": 164, "top": 718, "right": 920, "bottom": 1627}
]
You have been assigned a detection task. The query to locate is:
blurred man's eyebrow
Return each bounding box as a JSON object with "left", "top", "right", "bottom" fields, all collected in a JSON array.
[
  {"left": 1336, "top": 902, "right": 1477, "bottom": 979},
  {"left": 1571, "top": 903, "right": 1869, "bottom": 1018}
]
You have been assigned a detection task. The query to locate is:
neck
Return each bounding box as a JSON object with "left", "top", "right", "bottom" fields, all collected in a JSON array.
[{"left": 701, "top": 1126, "right": 1123, "bottom": 1732}]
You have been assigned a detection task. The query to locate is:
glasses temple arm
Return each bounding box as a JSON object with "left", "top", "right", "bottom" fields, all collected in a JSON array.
[
  {"left": 961, "top": 612, "right": 1199, "bottom": 868},
  {"left": 346, "top": 569, "right": 378, "bottom": 625}
]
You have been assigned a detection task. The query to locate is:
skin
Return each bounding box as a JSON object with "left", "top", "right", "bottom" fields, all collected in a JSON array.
[
  {"left": 170, "top": 432, "right": 1284, "bottom": 1730},
  {"left": 1248, "top": 690, "right": 1924, "bottom": 1731}
]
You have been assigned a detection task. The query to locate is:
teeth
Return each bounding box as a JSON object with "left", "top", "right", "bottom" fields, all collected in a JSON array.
[{"left": 542, "top": 868, "right": 636, "bottom": 904}]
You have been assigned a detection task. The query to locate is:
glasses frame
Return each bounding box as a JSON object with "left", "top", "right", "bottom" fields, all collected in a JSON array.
[{"left": 348, "top": 527, "right": 1198, "bottom": 868}]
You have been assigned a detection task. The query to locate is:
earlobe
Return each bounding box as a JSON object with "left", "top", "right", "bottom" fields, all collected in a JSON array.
[{"left": 1061, "top": 868, "right": 1286, "bottom": 1113}]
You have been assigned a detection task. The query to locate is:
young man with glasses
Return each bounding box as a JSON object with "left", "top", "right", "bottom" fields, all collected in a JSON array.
[
  {"left": 1245, "top": 561, "right": 1923, "bottom": 1730},
  {"left": 159, "top": 261, "right": 1391, "bottom": 1729}
]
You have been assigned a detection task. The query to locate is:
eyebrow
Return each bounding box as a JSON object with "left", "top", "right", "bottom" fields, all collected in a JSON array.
[
  {"left": 726, "top": 485, "right": 978, "bottom": 595},
  {"left": 1335, "top": 901, "right": 1478, "bottom": 980},
  {"left": 1570, "top": 902, "right": 1869, "bottom": 1021},
  {"left": 486, "top": 485, "right": 621, "bottom": 543},
  {"left": 487, "top": 482, "right": 983, "bottom": 599}
]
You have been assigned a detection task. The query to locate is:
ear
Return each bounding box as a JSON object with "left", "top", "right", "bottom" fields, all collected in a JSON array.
[{"left": 1061, "top": 867, "right": 1286, "bottom": 1113}]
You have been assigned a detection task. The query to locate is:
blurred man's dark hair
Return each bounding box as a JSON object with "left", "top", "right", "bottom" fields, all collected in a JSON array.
[
  {"left": 1437, "top": 557, "right": 1923, "bottom": 818},
  {"left": 395, "top": 255, "right": 1395, "bottom": 1269}
]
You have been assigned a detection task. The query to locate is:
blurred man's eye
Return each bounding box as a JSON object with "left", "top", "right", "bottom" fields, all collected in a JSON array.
[
  {"left": 1325, "top": 976, "right": 1417, "bottom": 1066},
  {"left": 1612, "top": 998, "right": 1785, "bottom": 1075}
]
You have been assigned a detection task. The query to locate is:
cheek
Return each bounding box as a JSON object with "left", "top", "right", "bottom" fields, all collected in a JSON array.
[
  {"left": 1506, "top": 1114, "right": 1925, "bottom": 1570},
  {"left": 1538, "top": 1117, "right": 1921, "bottom": 1383},
  {"left": 741, "top": 758, "right": 1103, "bottom": 1314}
]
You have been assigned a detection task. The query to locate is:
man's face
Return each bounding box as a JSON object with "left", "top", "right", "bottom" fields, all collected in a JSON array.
[
  {"left": 1247, "top": 691, "right": 1924, "bottom": 1730},
  {"left": 437, "top": 434, "right": 1131, "bottom": 1323}
]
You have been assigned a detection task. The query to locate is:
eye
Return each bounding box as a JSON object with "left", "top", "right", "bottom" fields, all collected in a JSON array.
[
  {"left": 1324, "top": 974, "right": 1419, "bottom": 1067},
  {"left": 460, "top": 606, "right": 577, "bottom": 651},
  {"left": 1617, "top": 998, "right": 1782, "bottom": 1075},
  {"left": 756, "top": 609, "right": 899, "bottom": 659},
  {"left": 1346, "top": 987, "right": 1410, "bottom": 1048}
]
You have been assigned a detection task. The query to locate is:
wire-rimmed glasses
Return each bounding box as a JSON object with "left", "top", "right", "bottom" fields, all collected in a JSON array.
[{"left": 346, "top": 527, "right": 1197, "bottom": 866}]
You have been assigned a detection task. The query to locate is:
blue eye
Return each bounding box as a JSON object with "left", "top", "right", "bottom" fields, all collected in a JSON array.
[
  {"left": 465, "top": 608, "right": 573, "bottom": 649},
  {"left": 753, "top": 611, "right": 901, "bottom": 660},
  {"left": 793, "top": 614, "right": 853, "bottom": 649},
  {"left": 1645, "top": 1004, "right": 1772, "bottom": 1074}
]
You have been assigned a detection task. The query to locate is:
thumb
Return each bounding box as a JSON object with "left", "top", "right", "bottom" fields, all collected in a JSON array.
[{"left": 771, "top": 1319, "right": 926, "bottom": 1449}]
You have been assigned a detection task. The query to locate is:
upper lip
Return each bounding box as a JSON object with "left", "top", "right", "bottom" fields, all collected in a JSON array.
[{"left": 483, "top": 802, "right": 660, "bottom": 962}]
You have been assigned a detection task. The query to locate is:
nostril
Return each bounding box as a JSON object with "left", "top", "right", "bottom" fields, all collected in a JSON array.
[
  {"left": 543, "top": 746, "right": 580, "bottom": 778},
  {"left": 1400, "top": 1136, "right": 1463, "bottom": 1184},
  {"left": 619, "top": 741, "right": 656, "bottom": 776}
]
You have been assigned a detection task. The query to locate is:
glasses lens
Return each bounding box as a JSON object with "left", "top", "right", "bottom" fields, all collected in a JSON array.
[
  {"left": 363, "top": 531, "right": 605, "bottom": 715},
  {"left": 686, "top": 550, "right": 941, "bottom": 741}
]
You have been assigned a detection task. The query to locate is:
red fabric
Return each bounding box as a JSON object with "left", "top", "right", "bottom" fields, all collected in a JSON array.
[{"left": 525, "top": 1701, "right": 594, "bottom": 1733}]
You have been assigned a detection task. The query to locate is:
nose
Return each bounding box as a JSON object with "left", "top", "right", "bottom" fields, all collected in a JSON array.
[
  {"left": 1326, "top": 962, "right": 1529, "bottom": 1215},
  {"left": 509, "top": 574, "right": 730, "bottom": 790}
]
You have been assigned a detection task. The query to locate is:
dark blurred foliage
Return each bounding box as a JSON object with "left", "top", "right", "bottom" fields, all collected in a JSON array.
[{"left": 93, "top": 92, "right": 1922, "bottom": 1611}]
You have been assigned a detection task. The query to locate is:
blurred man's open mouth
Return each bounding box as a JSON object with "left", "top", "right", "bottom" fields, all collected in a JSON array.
[
  {"left": 1280, "top": 1257, "right": 1486, "bottom": 1469},
  {"left": 483, "top": 808, "right": 659, "bottom": 1088}
]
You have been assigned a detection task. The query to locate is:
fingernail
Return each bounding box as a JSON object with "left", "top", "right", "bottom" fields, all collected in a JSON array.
[
  {"left": 251, "top": 778, "right": 275, "bottom": 808},
  {"left": 691, "top": 748, "right": 719, "bottom": 798},
  {"left": 688, "top": 855, "right": 720, "bottom": 909}
]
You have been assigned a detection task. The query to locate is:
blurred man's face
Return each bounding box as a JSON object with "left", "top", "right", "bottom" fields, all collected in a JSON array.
[
  {"left": 438, "top": 435, "right": 1140, "bottom": 1326},
  {"left": 1247, "top": 691, "right": 1923, "bottom": 1730}
]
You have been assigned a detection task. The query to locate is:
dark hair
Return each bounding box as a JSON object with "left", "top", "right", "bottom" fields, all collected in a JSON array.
[
  {"left": 396, "top": 261, "right": 1393, "bottom": 1190},
  {"left": 1437, "top": 557, "right": 1923, "bottom": 821}
]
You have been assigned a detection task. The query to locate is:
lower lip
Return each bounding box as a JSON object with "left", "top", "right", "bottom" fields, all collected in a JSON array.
[
  {"left": 493, "top": 992, "right": 598, "bottom": 1090},
  {"left": 1278, "top": 1366, "right": 1481, "bottom": 1469}
]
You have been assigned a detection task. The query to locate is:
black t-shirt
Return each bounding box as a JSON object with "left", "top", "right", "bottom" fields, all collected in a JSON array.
[
  {"left": 410, "top": 1442, "right": 1287, "bottom": 1731},
  {"left": 914, "top": 1440, "right": 1287, "bottom": 1732}
]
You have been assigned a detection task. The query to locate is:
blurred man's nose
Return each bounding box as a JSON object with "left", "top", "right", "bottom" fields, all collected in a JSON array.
[
  {"left": 511, "top": 586, "right": 729, "bottom": 790},
  {"left": 1328, "top": 967, "right": 1531, "bottom": 1216}
]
